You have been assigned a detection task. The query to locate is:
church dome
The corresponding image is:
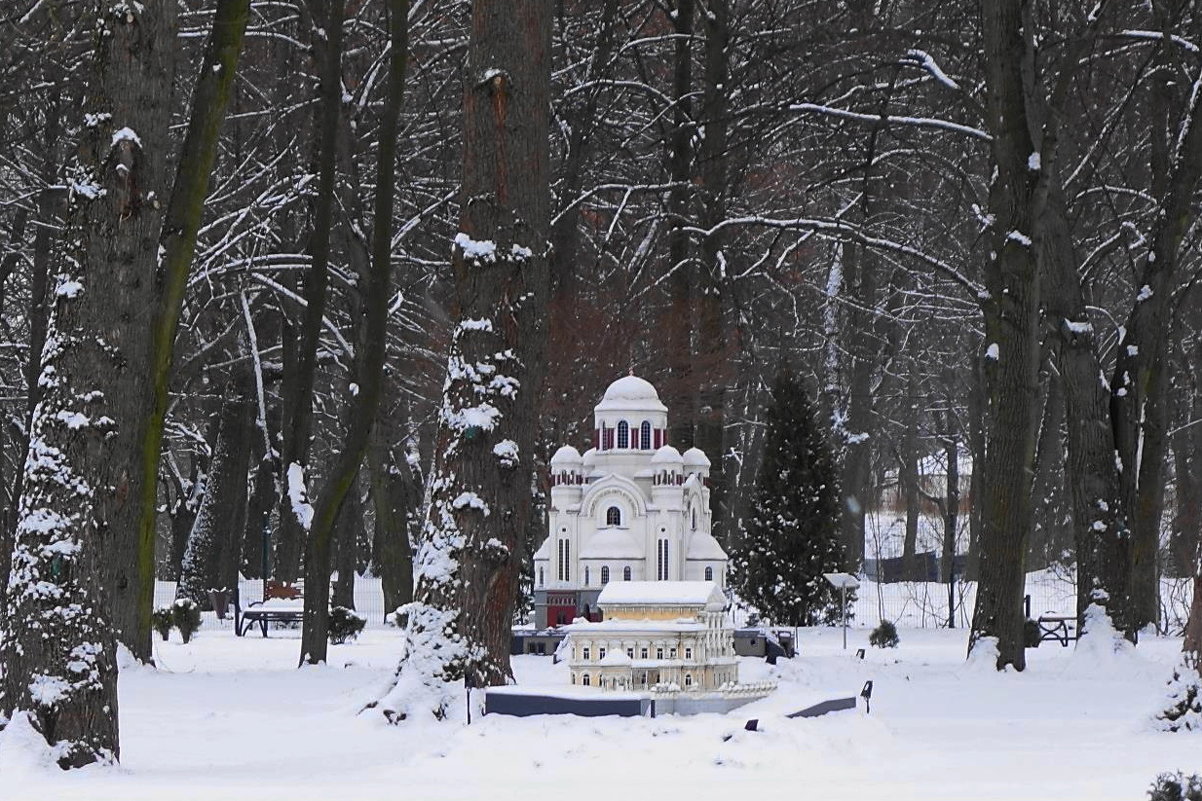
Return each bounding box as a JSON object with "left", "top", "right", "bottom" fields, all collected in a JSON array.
[
  {"left": 682, "top": 447, "right": 711, "bottom": 468},
  {"left": 581, "top": 447, "right": 597, "bottom": 468},
  {"left": 595, "top": 375, "right": 668, "bottom": 413},
  {"left": 550, "top": 445, "right": 582, "bottom": 465},
  {"left": 651, "top": 445, "right": 684, "bottom": 465}
]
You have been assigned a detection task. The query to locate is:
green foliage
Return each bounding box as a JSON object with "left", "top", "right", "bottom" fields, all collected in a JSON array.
[
  {"left": 151, "top": 607, "right": 174, "bottom": 641},
  {"left": 1148, "top": 773, "right": 1202, "bottom": 801},
  {"left": 869, "top": 620, "right": 899, "bottom": 648},
  {"left": 171, "top": 598, "right": 202, "bottom": 643},
  {"left": 328, "top": 606, "right": 367, "bottom": 644},
  {"left": 1024, "top": 619, "right": 1041, "bottom": 648},
  {"left": 729, "top": 372, "right": 850, "bottom": 626}
]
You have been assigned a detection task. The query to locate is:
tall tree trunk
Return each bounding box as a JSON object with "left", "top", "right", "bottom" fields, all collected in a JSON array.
[
  {"left": 126, "top": 0, "right": 252, "bottom": 660},
  {"left": 332, "top": 475, "right": 362, "bottom": 610},
  {"left": 177, "top": 363, "right": 254, "bottom": 607},
  {"left": 900, "top": 369, "right": 921, "bottom": 581},
  {"left": 276, "top": 0, "right": 346, "bottom": 584},
  {"left": 0, "top": 0, "right": 179, "bottom": 764},
  {"left": 969, "top": 0, "right": 1044, "bottom": 671},
  {"left": 368, "top": 408, "right": 420, "bottom": 619},
  {"left": 665, "top": 0, "right": 696, "bottom": 448},
  {"left": 298, "top": 0, "right": 406, "bottom": 664},
  {"left": 1042, "top": 181, "right": 1132, "bottom": 636},
  {"left": 1112, "top": 18, "right": 1202, "bottom": 635},
  {"left": 695, "top": 0, "right": 731, "bottom": 544},
  {"left": 375, "top": 0, "right": 551, "bottom": 720}
]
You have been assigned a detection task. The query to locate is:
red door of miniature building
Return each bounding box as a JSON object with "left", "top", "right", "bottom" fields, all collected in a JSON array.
[{"left": 547, "top": 592, "right": 577, "bottom": 626}]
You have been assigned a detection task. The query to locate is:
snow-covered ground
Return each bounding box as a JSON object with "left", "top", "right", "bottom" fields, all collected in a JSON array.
[{"left": 2, "top": 620, "right": 1198, "bottom": 800}]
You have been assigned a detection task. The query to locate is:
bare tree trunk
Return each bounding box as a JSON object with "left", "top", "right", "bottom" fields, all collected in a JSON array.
[
  {"left": 276, "top": 0, "right": 346, "bottom": 584},
  {"left": 969, "top": 0, "right": 1044, "bottom": 671},
  {"left": 665, "top": 0, "right": 696, "bottom": 448},
  {"left": 375, "top": 0, "right": 551, "bottom": 720},
  {"left": 368, "top": 408, "right": 419, "bottom": 619},
  {"left": 332, "top": 476, "right": 362, "bottom": 610},
  {"left": 127, "top": 0, "right": 252, "bottom": 660},
  {"left": 0, "top": 0, "right": 180, "bottom": 763},
  {"left": 178, "top": 361, "right": 254, "bottom": 607},
  {"left": 1112, "top": 16, "right": 1202, "bottom": 635},
  {"left": 298, "top": 0, "right": 407, "bottom": 664}
]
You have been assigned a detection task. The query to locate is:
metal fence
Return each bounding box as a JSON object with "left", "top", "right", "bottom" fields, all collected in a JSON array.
[{"left": 765, "top": 569, "right": 1194, "bottom": 632}]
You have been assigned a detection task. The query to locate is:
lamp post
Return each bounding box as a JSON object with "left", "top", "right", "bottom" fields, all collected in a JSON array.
[{"left": 824, "top": 572, "right": 861, "bottom": 650}]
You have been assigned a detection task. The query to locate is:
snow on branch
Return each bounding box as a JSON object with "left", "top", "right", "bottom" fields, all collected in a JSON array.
[
  {"left": 684, "top": 216, "right": 983, "bottom": 297},
  {"left": 902, "top": 49, "right": 960, "bottom": 89},
  {"left": 789, "top": 103, "right": 990, "bottom": 141}
]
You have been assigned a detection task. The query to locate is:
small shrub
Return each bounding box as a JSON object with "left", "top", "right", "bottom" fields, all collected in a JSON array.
[
  {"left": 328, "top": 606, "right": 366, "bottom": 644},
  {"left": 869, "top": 620, "right": 899, "bottom": 648},
  {"left": 1148, "top": 772, "right": 1202, "bottom": 801},
  {"left": 171, "top": 598, "right": 202, "bottom": 643},
  {"left": 1024, "top": 619, "right": 1041, "bottom": 649},
  {"left": 151, "top": 607, "right": 174, "bottom": 642}
]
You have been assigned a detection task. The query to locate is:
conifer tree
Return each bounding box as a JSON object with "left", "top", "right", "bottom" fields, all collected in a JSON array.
[{"left": 731, "top": 372, "right": 849, "bottom": 626}]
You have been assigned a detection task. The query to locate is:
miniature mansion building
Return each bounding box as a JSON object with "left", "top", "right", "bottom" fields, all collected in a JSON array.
[
  {"left": 533, "top": 376, "right": 729, "bottom": 628},
  {"left": 564, "top": 581, "right": 739, "bottom": 693}
]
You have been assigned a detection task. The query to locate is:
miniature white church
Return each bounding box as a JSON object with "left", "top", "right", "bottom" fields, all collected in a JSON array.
[{"left": 532, "top": 375, "right": 729, "bottom": 628}]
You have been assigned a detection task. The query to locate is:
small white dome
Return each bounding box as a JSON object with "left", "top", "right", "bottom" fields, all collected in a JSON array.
[
  {"left": 602, "top": 375, "right": 658, "bottom": 401},
  {"left": 651, "top": 445, "right": 684, "bottom": 465},
  {"left": 595, "top": 375, "right": 668, "bottom": 413},
  {"left": 550, "top": 445, "right": 582, "bottom": 465},
  {"left": 581, "top": 447, "right": 597, "bottom": 467},
  {"left": 682, "top": 447, "right": 711, "bottom": 467}
]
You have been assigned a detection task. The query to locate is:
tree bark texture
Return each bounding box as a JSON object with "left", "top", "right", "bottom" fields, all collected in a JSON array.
[
  {"left": 969, "top": 0, "right": 1043, "bottom": 671},
  {"left": 377, "top": 0, "right": 551, "bottom": 720},
  {"left": 275, "top": 0, "right": 346, "bottom": 584},
  {"left": 130, "top": 0, "right": 252, "bottom": 660},
  {"left": 368, "top": 408, "right": 419, "bottom": 618},
  {"left": 0, "top": 0, "right": 180, "bottom": 763},
  {"left": 177, "top": 363, "right": 253, "bottom": 607},
  {"left": 298, "top": 0, "right": 406, "bottom": 665}
]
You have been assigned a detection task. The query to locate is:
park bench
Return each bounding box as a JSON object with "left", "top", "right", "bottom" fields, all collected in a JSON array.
[
  {"left": 235, "top": 581, "right": 305, "bottom": 637},
  {"left": 1036, "top": 613, "right": 1077, "bottom": 647}
]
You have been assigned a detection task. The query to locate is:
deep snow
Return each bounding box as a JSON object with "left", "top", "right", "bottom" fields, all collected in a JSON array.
[{"left": 2, "top": 621, "right": 1198, "bottom": 800}]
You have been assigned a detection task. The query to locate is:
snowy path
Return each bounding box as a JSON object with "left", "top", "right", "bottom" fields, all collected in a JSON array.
[{"left": 3, "top": 626, "right": 1198, "bottom": 800}]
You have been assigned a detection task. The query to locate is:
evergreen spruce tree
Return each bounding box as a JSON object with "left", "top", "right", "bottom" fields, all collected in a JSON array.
[{"left": 731, "top": 372, "right": 849, "bottom": 626}]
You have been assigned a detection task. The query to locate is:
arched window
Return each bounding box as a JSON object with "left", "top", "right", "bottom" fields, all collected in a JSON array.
[
  {"left": 623, "top": 566, "right": 632, "bottom": 581},
  {"left": 684, "top": 674, "right": 693, "bottom": 688},
  {"left": 640, "top": 421, "right": 652, "bottom": 450},
  {"left": 601, "top": 566, "right": 610, "bottom": 585},
  {"left": 585, "top": 566, "right": 591, "bottom": 586},
  {"left": 617, "top": 421, "right": 629, "bottom": 448},
  {"left": 582, "top": 674, "right": 591, "bottom": 686},
  {"left": 606, "top": 506, "right": 622, "bottom": 526},
  {"left": 538, "top": 566, "right": 544, "bottom": 587},
  {"left": 692, "top": 507, "right": 698, "bottom": 531},
  {"left": 704, "top": 566, "right": 714, "bottom": 582}
]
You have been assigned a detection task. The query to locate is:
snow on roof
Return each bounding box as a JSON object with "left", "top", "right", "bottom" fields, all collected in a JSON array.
[
  {"left": 685, "top": 534, "right": 727, "bottom": 561},
  {"left": 682, "top": 447, "right": 710, "bottom": 467},
  {"left": 651, "top": 445, "right": 683, "bottom": 464},
  {"left": 598, "top": 581, "right": 725, "bottom": 608},
  {"left": 594, "top": 375, "right": 668, "bottom": 413},
  {"left": 550, "top": 445, "right": 582, "bottom": 465},
  {"left": 581, "top": 447, "right": 597, "bottom": 466},
  {"left": 564, "top": 618, "right": 706, "bottom": 634},
  {"left": 579, "top": 528, "right": 644, "bottom": 560},
  {"left": 532, "top": 537, "right": 551, "bottom": 560}
]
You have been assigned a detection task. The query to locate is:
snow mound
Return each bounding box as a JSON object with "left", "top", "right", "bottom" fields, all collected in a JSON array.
[
  {"left": 1068, "top": 604, "right": 1135, "bottom": 675},
  {"left": 0, "top": 712, "right": 57, "bottom": 777},
  {"left": 965, "top": 636, "right": 1001, "bottom": 672}
]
